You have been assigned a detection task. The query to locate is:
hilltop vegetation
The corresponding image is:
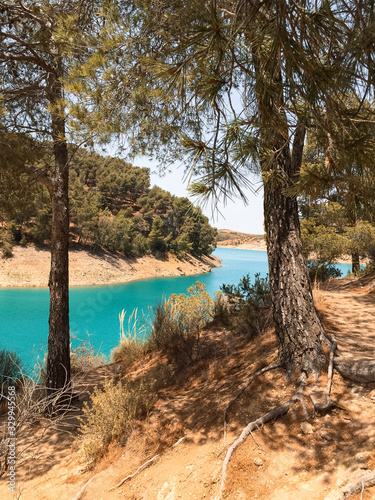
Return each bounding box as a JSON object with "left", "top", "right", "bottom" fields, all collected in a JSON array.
[{"left": 0, "top": 147, "right": 217, "bottom": 259}]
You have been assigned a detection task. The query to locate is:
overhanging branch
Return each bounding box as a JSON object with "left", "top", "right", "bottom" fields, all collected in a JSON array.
[{"left": 25, "top": 164, "right": 53, "bottom": 192}]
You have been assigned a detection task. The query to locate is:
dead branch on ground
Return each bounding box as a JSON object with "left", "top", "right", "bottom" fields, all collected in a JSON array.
[{"left": 342, "top": 470, "right": 375, "bottom": 499}]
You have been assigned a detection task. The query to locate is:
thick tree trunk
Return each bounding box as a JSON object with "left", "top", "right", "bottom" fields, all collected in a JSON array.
[
  {"left": 263, "top": 133, "right": 326, "bottom": 379},
  {"left": 351, "top": 252, "right": 360, "bottom": 275},
  {"left": 46, "top": 70, "right": 71, "bottom": 393}
]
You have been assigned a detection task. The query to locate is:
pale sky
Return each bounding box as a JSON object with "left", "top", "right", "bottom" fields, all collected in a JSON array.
[{"left": 141, "top": 158, "right": 265, "bottom": 234}]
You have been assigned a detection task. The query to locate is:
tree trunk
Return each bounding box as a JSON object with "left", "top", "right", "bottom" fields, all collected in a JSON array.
[
  {"left": 263, "top": 132, "right": 326, "bottom": 379},
  {"left": 46, "top": 153, "right": 70, "bottom": 391},
  {"left": 46, "top": 70, "right": 71, "bottom": 393},
  {"left": 351, "top": 252, "right": 360, "bottom": 275}
]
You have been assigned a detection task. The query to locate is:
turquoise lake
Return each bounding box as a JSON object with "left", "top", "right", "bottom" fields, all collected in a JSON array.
[{"left": 0, "top": 248, "right": 352, "bottom": 371}]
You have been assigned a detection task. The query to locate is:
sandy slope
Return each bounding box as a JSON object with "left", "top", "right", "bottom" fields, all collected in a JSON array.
[
  {"left": 0, "top": 245, "right": 221, "bottom": 287},
  {"left": 1, "top": 278, "right": 375, "bottom": 500}
]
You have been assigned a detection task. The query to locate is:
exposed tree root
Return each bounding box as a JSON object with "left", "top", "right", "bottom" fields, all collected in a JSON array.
[
  {"left": 223, "top": 362, "right": 283, "bottom": 439},
  {"left": 110, "top": 454, "right": 160, "bottom": 490},
  {"left": 71, "top": 471, "right": 104, "bottom": 500},
  {"left": 310, "top": 340, "right": 342, "bottom": 414},
  {"left": 110, "top": 436, "right": 186, "bottom": 490},
  {"left": 334, "top": 357, "right": 375, "bottom": 384},
  {"left": 342, "top": 470, "right": 375, "bottom": 498},
  {"left": 217, "top": 378, "right": 306, "bottom": 499},
  {"left": 323, "top": 334, "right": 375, "bottom": 384}
]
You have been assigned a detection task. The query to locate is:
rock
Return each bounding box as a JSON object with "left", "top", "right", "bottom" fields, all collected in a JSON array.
[
  {"left": 320, "top": 432, "right": 333, "bottom": 442},
  {"left": 301, "top": 422, "right": 314, "bottom": 434},
  {"left": 253, "top": 457, "right": 263, "bottom": 466}
]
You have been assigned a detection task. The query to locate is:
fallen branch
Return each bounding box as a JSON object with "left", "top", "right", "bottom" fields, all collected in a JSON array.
[
  {"left": 342, "top": 470, "right": 375, "bottom": 499},
  {"left": 218, "top": 379, "right": 306, "bottom": 499},
  {"left": 223, "top": 362, "right": 282, "bottom": 439}
]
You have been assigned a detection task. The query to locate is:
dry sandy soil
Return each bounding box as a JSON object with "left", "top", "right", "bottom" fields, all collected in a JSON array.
[
  {"left": 0, "top": 245, "right": 221, "bottom": 287},
  {"left": 1, "top": 277, "right": 375, "bottom": 500}
]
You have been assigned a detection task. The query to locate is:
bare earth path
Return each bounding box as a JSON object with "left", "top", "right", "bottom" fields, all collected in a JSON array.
[{"left": 1, "top": 277, "right": 374, "bottom": 500}]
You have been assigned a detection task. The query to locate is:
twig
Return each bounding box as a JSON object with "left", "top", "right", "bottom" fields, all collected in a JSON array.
[
  {"left": 223, "top": 362, "right": 282, "bottom": 439},
  {"left": 342, "top": 470, "right": 375, "bottom": 499}
]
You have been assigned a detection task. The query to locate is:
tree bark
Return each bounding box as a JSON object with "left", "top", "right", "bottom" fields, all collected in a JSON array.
[
  {"left": 252, "top": 32, "right": 327, "bottom": 378},
  {"left": 263, "top": 131, "right": 326, "bottom": 378},
  {"left": 45, "top": 70, "right": 71, "bottom": 392},
  {"left": 351, "top": 252, "right": 360, "bottom": 275}
]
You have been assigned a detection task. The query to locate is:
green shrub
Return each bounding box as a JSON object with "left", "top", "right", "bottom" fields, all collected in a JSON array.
[
  {"left": 0, "top": 230, "right": 13, "bottom": 258},
  {"left": 219, "top": 273, "right": 273, "bottom": 337},
  {"left": 307, "top": 260, "right": 342, "bottom": 282},
  {"left": 149, "top": 282, "right": 214, "bottom": 366},
  {"left": 78, "top": 377, "right": 157, "bottom": 466},
  {"left": 30, "top": 206, "right": 52, "bottom": 244}
]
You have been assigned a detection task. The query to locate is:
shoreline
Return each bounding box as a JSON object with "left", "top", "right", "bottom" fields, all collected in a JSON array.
[{"left": 0, "top": 245, "right": 221, "bottom": 288}]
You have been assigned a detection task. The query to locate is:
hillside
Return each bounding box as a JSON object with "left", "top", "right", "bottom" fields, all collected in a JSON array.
[
  {"left": 0, "top": 147, "right": 217, "bottom": 261},
  {"left": 217, "top": 229, "right": 267, "bottom": 251},
  {"left": 2, "top": 276, "right": 374, "bottom": 499}
]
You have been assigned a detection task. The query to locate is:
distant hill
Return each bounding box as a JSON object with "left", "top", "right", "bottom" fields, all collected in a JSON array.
[
  {"left": 0, "top": 147, "right": 217, "bottom": 260},
  {"left": 216, "top": 229, "right": 267, "bottom": 251}
]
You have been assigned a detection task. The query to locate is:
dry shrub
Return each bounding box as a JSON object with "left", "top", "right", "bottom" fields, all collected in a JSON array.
[
  {"left": 71, "top": 339, "right": 106, "bottom": 374},
  {"left": 0, "top": 350, "right": 23, "bottom": 395},
  {"left": 111, "top": 309, "right": 148, "bottom": 364},
  {"left": 149, "top": 282, "right": 214, "bottom": 367},
  {"left": 312, "top": 282, "right": 328, "bottom": 311},
  {"left": 38, "top": 337, "right": 106, "bottom": 384},
  {"left": 1, "top": 374, "right": 76, "bottom": 477},
  {"left": 78, "top": 376, "right": 157, "bottom": 466}
]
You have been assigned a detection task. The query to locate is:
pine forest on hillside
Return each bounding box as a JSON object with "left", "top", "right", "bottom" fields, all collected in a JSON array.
[{"left": 0, "top": 147, "right": 217, "bottom": 259}]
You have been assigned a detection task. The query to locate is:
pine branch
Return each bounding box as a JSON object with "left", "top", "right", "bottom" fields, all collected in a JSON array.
[{"left": 24, "top": 164, "right": 54, "bottom": 192}]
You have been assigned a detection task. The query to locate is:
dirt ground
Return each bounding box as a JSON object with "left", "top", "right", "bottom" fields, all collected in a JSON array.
[
  {"left": 1, "top": 277, "right": 374, "bottom": 500},
  {"left": 0, "top": 245, "right": 221, "bottom": 287}
]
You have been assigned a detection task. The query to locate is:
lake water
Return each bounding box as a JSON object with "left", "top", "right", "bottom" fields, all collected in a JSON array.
[{"left": 0, "top": 248, "right": 352, "bottom": 371}]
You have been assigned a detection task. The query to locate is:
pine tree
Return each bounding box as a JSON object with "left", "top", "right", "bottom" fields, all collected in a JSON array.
[
  {"left": 0, "top": 0, "right": 111, "bottom": 395},
  {"left": 112, "top": 0, "right": 375, "bottom": 381}
]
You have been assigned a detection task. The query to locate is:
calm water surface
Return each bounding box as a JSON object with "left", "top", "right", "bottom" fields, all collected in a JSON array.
[{"left": 0, "top": 248, "right": 351, "bottom": 371}]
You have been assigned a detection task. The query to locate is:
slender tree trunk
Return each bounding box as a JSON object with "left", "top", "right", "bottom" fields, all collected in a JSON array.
[
  {"left": 46, "top": 70, "right": 71, "bottom": 393},
  {"left": 351, "top": 252, "right": 360, "bottom": 275},
  {"left": 262, "top": 130, "right": 326, "bottom": 379}
]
